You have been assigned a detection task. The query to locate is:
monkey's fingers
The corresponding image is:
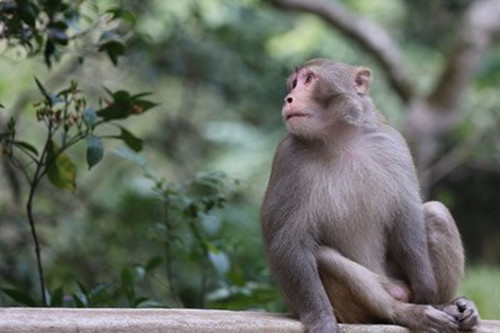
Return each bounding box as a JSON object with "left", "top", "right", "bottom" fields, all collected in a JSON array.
[
  {"left": 422, "top": 306, "right": 459, "bottom": 333},
  {"left": 455, "top": 298, "right": 480, "bottom": 330}
]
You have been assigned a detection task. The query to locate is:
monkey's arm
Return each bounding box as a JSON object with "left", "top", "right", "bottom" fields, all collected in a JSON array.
[
  {"left": 265, "top": 233, "right": 338, "bottom": 333},
  {"left": 390, "top": 202, "right": 438, "bottom": 304}
]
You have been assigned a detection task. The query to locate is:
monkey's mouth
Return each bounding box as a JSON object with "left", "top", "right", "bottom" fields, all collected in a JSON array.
[{"left": 285, "top": 113, "right": 311, "bottom": 121}]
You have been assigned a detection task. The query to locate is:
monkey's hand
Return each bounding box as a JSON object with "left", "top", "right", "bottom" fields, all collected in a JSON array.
[{"left": 441, "top": 297, "right": 480, "bottom": 330}]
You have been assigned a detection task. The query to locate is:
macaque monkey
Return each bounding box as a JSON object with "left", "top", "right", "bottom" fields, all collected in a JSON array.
[{"left": 261, "top": 59, "right": 479, "bottom": 333}]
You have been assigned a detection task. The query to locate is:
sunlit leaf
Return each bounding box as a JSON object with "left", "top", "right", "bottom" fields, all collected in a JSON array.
[
  {"left": 208, "top": 247, "right": 231, "bottom": 275},
  {"left": 47, "top": 140, "right": 77, "bottom": 190}
]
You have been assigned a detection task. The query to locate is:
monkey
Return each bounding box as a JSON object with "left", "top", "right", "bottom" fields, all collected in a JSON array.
[{"left": 260, "top": 59, "right": 480, "bottom": 333}]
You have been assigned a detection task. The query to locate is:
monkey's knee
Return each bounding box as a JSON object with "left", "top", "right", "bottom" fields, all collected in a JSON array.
[
  {"left": 317, "top": 246, "right": 398, "bottom": 324},
  {"left": 423, "top": 201, "right": 464, "bottom": 302},
  {"left": 423, "top": 201, "right": 462, "bottom": 247}
]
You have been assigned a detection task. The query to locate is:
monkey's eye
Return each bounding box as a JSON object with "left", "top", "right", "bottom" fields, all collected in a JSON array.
[
  {"left": 305, "top": 74, "right": 314, "bottom": 84},
  {"left": 292, "top": 79, "right": 298, "bottom": 89}
]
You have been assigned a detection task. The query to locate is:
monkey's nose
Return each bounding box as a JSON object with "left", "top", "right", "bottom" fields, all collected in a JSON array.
[{"left": 285, "top": 96, "right": 293, "bottom": 104}]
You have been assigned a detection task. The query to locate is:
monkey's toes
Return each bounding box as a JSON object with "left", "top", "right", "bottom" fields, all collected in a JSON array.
[{"left": 448, "top": 297, "right": 480, "bottom": 330}]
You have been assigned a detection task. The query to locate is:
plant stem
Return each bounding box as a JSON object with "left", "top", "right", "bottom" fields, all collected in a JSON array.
[
  {"left": 163, "top": 199, "right": 183, "bottom": 306},
  {"left": 26, "top": 128, "right": 53, "bottom": 307},
  {"left": 26, "top": 179, "right": 47, "bottom": 306}
]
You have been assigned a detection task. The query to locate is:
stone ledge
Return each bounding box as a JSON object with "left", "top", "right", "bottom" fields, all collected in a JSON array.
[{"left": 0, "top": 308, "right": 498, "bottom": 332}]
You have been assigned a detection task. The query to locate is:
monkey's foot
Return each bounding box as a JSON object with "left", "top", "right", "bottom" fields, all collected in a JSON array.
[
  {"left": 441, "top": 297, "right": 480, "bottom": 330},
  {"left": 395, "top": 303, "right": 459, "bottom": 333}
]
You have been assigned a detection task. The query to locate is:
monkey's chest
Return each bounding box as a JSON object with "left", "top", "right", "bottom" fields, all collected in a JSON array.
[{"left": 306, "top": 166, "right": 396, "bottom": 270}]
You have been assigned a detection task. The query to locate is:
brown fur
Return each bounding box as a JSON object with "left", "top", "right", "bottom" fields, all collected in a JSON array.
[{"left": 261, "top": 59, "right": 479, "bottom": 333}]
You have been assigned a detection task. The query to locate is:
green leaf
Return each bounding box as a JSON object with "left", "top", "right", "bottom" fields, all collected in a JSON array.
[
  {"left": 72, "top": 293, "right": 86, "bottom": 308},
  {"left": 50, "top": 287, "right": 64, "bottom": 307},
  {"left": 132, "top": 100, "right": 158, "bottom": 113},
  {"left": 120, "top": 267, "right": 135, "bottom": 305},
  {"left": 47, "top": 140, "right": 77, "bottom": 190},
  {"left": 34, "top": 77, "right": 52, "bottom": 104},
  {"left": 106, "top": 7, "right": 137, "bottom": 26},
  {"left": 14, "top": 140, "right": 39, "bottom": 156},
  {"left": 145, "top": 256, "right": 162, "bottom": 272},
  {"left": 118, "top": 126, "right": 142, "bottom": 152},
  {"left": 86, "top": 134, "right": 104, "bottom": 170},
  {"left": 1, "top": 287, "right": 38, "bottom": 306},
  {"left": 96, "top": 89, "right": 157, "bottom": 121},
  {"left": 98, "top": 40, "right": 126, "bottom": 66}
]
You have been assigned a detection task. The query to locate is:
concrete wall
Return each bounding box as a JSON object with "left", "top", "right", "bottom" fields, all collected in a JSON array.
[{"left": 0, "top": 308, "right": 498, "bottom": 332}]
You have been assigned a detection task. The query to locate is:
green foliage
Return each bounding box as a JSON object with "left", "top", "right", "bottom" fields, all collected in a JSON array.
[
  {"left": 2, "top": 262, "right": 162, "bottom": 308},
  {"left": 1, "top": 0, "right": 499, "bottom": 317},
  {"left": 459, "top": 266, "right": 500, "bottom": 319},
  {"left": 0, "top": 78, "right": 156, "bottom": 305},
  {"left": 0, "top": 0, "right": 135, "bottom": 67}
]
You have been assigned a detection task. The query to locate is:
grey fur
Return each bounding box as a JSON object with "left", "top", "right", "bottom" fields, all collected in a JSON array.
[{"left": 261, "top": 59, "right": 479, "bottom": 333}]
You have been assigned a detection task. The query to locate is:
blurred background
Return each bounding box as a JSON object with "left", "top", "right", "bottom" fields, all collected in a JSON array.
[{"left": 0, "top": 0, "right": 499, "bottom": 319}]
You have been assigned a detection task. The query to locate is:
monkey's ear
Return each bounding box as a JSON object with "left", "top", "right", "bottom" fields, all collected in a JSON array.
[{"left": 354, "top": 67, "right": 372, "bottom": 95}]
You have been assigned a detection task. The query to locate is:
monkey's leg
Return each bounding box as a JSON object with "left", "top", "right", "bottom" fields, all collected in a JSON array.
[
  {"left": 317, "top": 246, "right": 459, "bottom": 332},
  {"left": 424, "top": 201, "right": 480, "bottom": 330}
]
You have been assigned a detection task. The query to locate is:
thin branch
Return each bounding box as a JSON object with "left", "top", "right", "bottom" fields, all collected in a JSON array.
[
  {"left": 267, "top": 0, "right": 414, "bottom": 103},
  {"left": 423, "top": 131, "right": 482, "bottom": 186},
  {"left": 428, "top": 0, "right": 500, "bottom": 112},
  {"left": 25, "top": 126, "right": 54, "bottom": 307}
]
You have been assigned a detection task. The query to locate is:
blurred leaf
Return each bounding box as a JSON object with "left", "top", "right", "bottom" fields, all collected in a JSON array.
[
  {"left": 83, "top": 107, "right": 97, "bottom": 126},
  {"left": 34, "top": 77, "right": 52, "bottom": 104},
  {"left": 120, "top": 267, "right": 135, "bottom": 304},
  {"left": 106, "top": 7, "right": 137, "bottom": 25},
  {"left": 97, "top": 89, "right": 157, "bottom": 121},
  {"left": 1, "top": 287, "right": 38, "bottom": 307},
  {"left": 98, "top": 40, "right": 126, "bottom": 66},
  {"left": 117, "top": 126, "right": 143, "bottom": 152},
  {"left": 87, "top": 283, "right": 114, "bottom": 306},
  {"left": 14, "top": 140, "right": 39, "bottom": 156},
  {"left": 50, "top": 287, "right": 64, "bottom": 307},
  {"left": 136, "top": 300, "right": 164, "bottom": 308},
  {"left": 44, "top": 39, "right": 56, "bottom": 68},
  {"left": 145, "top": 256, "right": 163, "bottom": 272},
  {"left": 133, "top": 296, "right": 149, "bottom": 307},
  {"left": 200, "top": 213, "right": 221, "bottom": 235},
  {"left": 47, "top": 140, "right": 77, "bottom": 190},
  {"left": 208, "top": 248, "right": 231, "bottom": 275},
  {"left": 86, "top": 134, "right": 104, "bottom": 170},
  {"left": 72, "top": 293, "right": 86, "bottom": 308},
  {"left": 111, "top": 147, "right": 146, "bottom": 167}
]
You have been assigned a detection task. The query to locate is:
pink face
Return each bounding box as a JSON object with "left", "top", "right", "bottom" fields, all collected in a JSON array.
[{"left": 282, "top": 68, "right": 321, "bottom": 135}]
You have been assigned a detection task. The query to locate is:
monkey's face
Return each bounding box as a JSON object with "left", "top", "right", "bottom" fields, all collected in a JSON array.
[
  {"left": 282, "top": 60, "right": 373, "bottom": 139},
  {"left": 282, "top": 67, "right": 327, "bottom": 137}
]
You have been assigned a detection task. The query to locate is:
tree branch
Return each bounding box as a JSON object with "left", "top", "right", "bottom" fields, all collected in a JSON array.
[
  {"left": 267, "top": 0, "right": 414, "bottom": 103},
  {"left": 428, "top": 0, "right": 500, "bottom": 112}
]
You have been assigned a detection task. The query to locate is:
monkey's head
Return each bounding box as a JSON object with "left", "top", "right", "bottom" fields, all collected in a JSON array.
[{"left": 282, "top": 59, "right": 372, "bottom": 139}]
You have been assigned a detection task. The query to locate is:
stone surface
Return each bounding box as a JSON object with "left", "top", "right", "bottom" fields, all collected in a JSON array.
[{"left": 0, "top": 308, "right": 498, "bottom": 332}]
